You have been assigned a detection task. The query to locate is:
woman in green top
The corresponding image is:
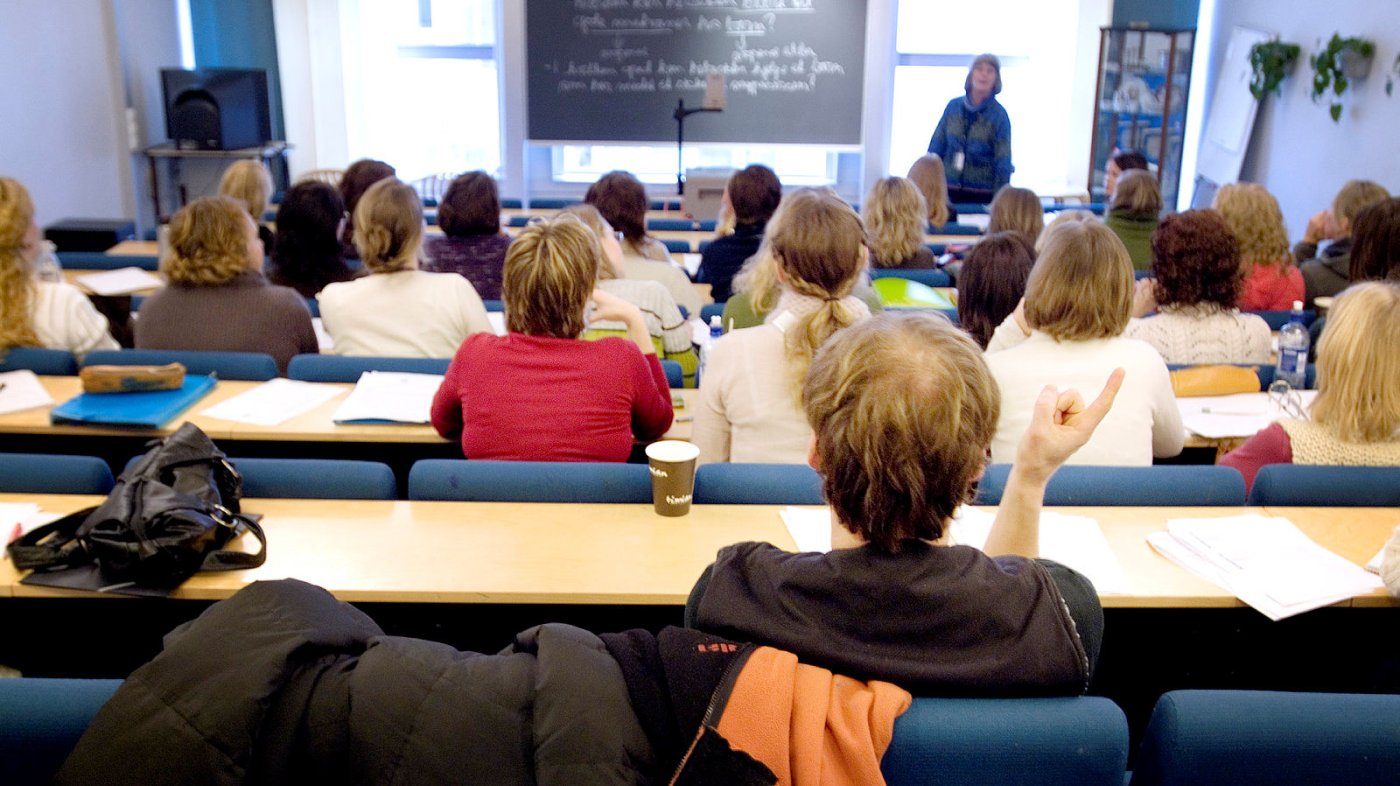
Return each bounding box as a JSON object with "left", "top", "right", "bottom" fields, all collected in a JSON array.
[{"left": 1104, "top": 169, "right": 1162, "bottom": 271}]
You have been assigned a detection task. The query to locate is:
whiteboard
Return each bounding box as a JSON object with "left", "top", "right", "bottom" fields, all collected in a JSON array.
[{"left": 1196, "top": 26, "right": 1270, "bottom": 188}]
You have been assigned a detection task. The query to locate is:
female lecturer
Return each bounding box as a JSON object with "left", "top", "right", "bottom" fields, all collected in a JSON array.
[{"left": 928, "top": 54, "right": 1013, "bottom": 204}]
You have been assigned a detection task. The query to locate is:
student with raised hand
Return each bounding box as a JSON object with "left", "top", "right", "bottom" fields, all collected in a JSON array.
[
  {"left": 585, "top": 170, "right": 701, "bottom": 316},
  {"left": 1125, "top": 209, "right": 1271, "bottom": 364},
  {"left": 0, "top": 177, "right": 119, "bottom": 359},
  {"left": 984, "top": 220, "right": 1182, "bottom": 466},
  {"left": 318, "top": 178, "right": 490, "bottom": 358},
  {"left": 1213, "top": 182, "right": 1304, "bottom": 311},
  {"left": 219, "top": 159, "right": 276, "bottom": 249},
  {"left": 562, "top": 203, "right": 699, "bottom": 385},
  {"left": 1103, "top": 168, "right": 1162, "bottom": 271},
  {"left": 693, "top": 189, "right": 871, "bottom": 465},
  {"left": 1221, "top": 281, "right": 1400, "bottom": 494},
  {"left": 688, "top": 312, "right": 1117, "bottom": 694},
  {"left": 268, "top": 180, "right": 360, "bottom": 298},
  {"left": 1294, "top": 179, "right": 1389, "bottom": 306},
  {"left": 430, "top": 214, "right": 672, "bottom": 462},
  {"left": 696, "top": 164, "right": 781, "bottom": 302},
  {"left": 422, "top": 171, "right": 511, "bottom": 300},
  {"left": 863, "top": 176, "right": 936, "bottom": 269},
  {"left": 135, "top": 196, "right": 316, "bottom": 374}
]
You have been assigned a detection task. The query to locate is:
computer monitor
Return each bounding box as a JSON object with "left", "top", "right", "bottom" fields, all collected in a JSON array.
[{"left": 161, "top": 67, "right": 272, "bottom": 150}]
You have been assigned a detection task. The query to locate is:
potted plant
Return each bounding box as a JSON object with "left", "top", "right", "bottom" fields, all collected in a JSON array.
[
  {"left": 1249, "top": 40, "right": 1301, "bottom": 100},
  {"left": 1310, "top": 34, "right": 1376, "bottom": 122}
]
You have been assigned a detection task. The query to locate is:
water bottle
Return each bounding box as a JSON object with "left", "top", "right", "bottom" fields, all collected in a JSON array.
[
  {"left": 1274, "top": 300, "right": 1310, "bottom": 390},
  {"left": 698, "top": 314, "right": 723, "bottom": 385},
  {"left": 33, "top": 240, "right": 63, "bottom": 283}
]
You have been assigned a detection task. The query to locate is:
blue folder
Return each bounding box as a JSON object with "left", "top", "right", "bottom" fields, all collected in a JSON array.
[{"left": 50, "top": 374, "right": 218, "bottom": 428}]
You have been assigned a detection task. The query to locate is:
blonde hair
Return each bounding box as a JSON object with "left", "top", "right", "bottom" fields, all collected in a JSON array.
[
  {"left": 1213, "top": 183, "right": 1291, "bottom": 270},
  {"left": 863, "top": 177, "right": 928, "bottom": 268},
  {"left": 731, "top": 187, "right": 814, "bottom": 313},
  {"left": 353, "top": 178, "right": 423, "bottom": 274},
  {"left": 1025, "top": 221, "right": 1133, "bottom": 341},
  {"left": 1036, "top": 209, "right": 1098, "bottom": 253},
  {"left": 907, "top": 154, "right": 951, "bottom": 229},
  {"left": 770, "top": 189, "right": 867, "bottom": 398},
  {"left": 559, "top": 203, "right": 617, "bottom": 280},
  {"left": 1109, "top": 169, "right": 1162, "bottom": 216},
  {"left": 988, "top": 186, "right": 1044, "bottom": 247},
  {"left": 219, "top": 160, "right": 274, "bottom": 223},
  {"left": 0, "top": 177, "right": 40, "bottom": 348},
  {"left": 804, "top": 313, "right": 998, "bottom": 551},
  {"left": 503, "top": 214, "right": 601, "bottom": 338},
  {"left": 162, "top": 196, "right": 255, "bottom": 286},
  {"left": 1332, "top": 180, "right": 1390, "bottom": 233},
  {"left": 1311, "top": 281, "right": 1400, "bottom": 443}
]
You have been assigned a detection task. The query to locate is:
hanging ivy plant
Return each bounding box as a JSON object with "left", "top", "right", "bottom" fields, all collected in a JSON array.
[
  {"left": 1310, "top": 34, "right": 1376, "bottom": 122},
  {"left": 1249, "top": 40, "right": 1301, "bottom": 100}
]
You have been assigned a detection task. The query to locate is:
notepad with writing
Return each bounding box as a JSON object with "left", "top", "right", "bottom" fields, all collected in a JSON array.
[
  {"left": 50, "top": 374, "right": 217, "bottom": 428},
  {"left": 331, "top": 371, "right": 444, "bottom": 424}
]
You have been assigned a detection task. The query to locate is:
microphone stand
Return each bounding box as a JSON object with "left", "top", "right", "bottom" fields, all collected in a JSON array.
[{"left": 673, "top": 99, "right": 721, "bottom": 196}]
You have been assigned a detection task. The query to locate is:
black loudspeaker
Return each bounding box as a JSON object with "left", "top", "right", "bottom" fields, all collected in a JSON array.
[{"left": 161, "top": 68, "right": 272, "bottom": 151}]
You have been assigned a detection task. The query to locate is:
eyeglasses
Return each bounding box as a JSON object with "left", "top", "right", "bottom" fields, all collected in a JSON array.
[{"left": 1267, "top": 380, "right": 1308, "bottom": 420}]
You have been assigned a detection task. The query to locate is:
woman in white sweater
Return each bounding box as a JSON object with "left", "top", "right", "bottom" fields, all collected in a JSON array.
[
  {"left": 984, "top": 221, "right": 1183, "bottom": 466},
  {"left": 319, "top": 178, "right": 491, "bottom": 358},
  {"left": 692, "top": 189, "right": 871, "bottom": 464},
  {"left": 0, "top": 177, "right": 118, "bottom": 360},
  {"left": 1124, "top": 209, "right": 1271, "bottom": 364}
]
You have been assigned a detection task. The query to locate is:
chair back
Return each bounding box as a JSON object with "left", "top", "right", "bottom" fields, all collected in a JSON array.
[
  {"left": 1247, "top": 465, "right": 1400, "bottom": 506},
  {"left": 975, "top": 465, "right": 1246, "bottom": 506},
  {"left": 885, "top": 696, "right": 1129, "bottom": 786},
  {"left": 0, "top": 678, "right": 124, "bottom": 786},
  {"left": 1129, "top": 690, "right": 1400, "bottom": 786},
  {"left": 408, "top": 459, "right": 652, "bottom": 502},
  {"left": 929, "top": 222, "right": 983, "bottom": 236},
  {"left": 659, "top": 359, "right": 684, "bottom": 389},
  {"left": 233, "top": 458, "right": 397, "bottom": 499},
  {"left": 869, "top": 266, "right": 953, "bottom": 288},
  {"left": 1247, "top": 309, "right": 1317, "bottom": 330},
  {"left": 694, "top": 463, "right": 824, "bottom": 505},
  {"left": 0, "top": 348, "right": 78, "bottom": 375},
  {"left": 82, "top": 349, "right": 278, "bottom": 381},
  {"left": 287, "top": 354, "right": 449, "bottom": 383},
  {"left": 56, "top": 251, "right": 159, "bottom": 271},
  {"left": 699, "top": 303, "right": 725, "bottom": 322},
  {"left": 0, "top": 453, "right": 115, "bottom": 494},
  {"left": 661, "top": 238, "right": 692, "bottom": 254}
]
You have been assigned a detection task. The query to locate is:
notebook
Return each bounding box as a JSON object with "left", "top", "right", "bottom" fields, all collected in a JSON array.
[{"left": 50, "top": 374, "right": 217, "bottom": 428}]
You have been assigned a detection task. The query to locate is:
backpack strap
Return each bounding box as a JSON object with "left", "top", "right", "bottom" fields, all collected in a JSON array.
[
  {"left": 5, "top": 507, "right": 99, "bottom": 572},
  {"left": 198, "top": 509, "right": 267, "bottom": 572}
]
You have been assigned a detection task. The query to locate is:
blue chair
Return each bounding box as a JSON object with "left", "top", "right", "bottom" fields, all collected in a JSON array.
[
  {"left": 233, "top": 458, "right": 397, "bottom": 499},
  {"left": 501, "top": 198, "right": 523, "bottom": 209},
  {"left": 693, "top": 463, "right": 824, "bottom": 505},
  {"left": 661, "top": 238, "right": 692, "bottom": 254},
  {"left": 924, "top": 242, "right": 948, "bottom": 256},
  {"left": 699, "top": 303, "right": 725, "bottom": 323},
  {"left": 287, "top": 354, "right": 449, "bottom": 383},
  {"left": 952, "top": 203, "right": 990, "bottom": 215},
  {"left": 696, "top": 219, "right": 717, "bottom": 232},
  {"left": 885, "top": 696, "right": 1129, "bottom": 786},
  {"left": 869, "top": 267, "right": 953, "bottom": 288},
  {"left": 660, "top": 359, "right": 683, "bottom": 388},
  {"left": 1130, "top": 690, "right": 1400, "bottom": 786},
  {"left": 647, "top": 217, "right": 697, "bottom": 231},
  {"left": 0, "top": 347, "right": 78, "bottom": 375},
  {"left": 82, "top": 349, "right": 278, "bottom": 382},
  {"left": 482, "top": 299, "right": 505, "bottom": 312},
  {"left": 0, "top": 453, "right": 115, "bottom": 494},
  {"left": 1134, "top": 268, "right": 1153, "bottom": 281},
  {"left": 975, "top": 465, "right": 1246, "bottom": 506},
  {"left": 1247, "top": 465, "right": 1400, "bottom": 507},
  {"left": 56, "top": 251, "right": 159, "bottom": 271},
  {"left": 1247, "top": 309, "right": 1316, "bottom": 330},
  {"left": 0, "top": 678, "right": 124, "bottom": 786},
  {"left": 304, "top": 298, "right": 320, "bottom": 318},
  {"left": 527, "top": 198, "right": 573, "bottom": 209},
  {"left": 507, "top": 215, "right": 531, "bottom": 227},
  {"left": 930, "top": 222, "right": 983, "bottom": 236},
  {"left": 408, "top": 459, "right": 652, "bottom": 502}
]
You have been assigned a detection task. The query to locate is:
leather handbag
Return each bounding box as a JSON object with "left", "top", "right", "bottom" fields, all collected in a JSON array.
[{"left": 7, "top": 422, "right": 266, "bottom": 591}]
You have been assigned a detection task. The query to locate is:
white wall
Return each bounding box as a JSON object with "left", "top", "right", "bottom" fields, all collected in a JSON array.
[
  {"left": 0, "top": 0, "right": 132, "bottom": 227},
  {"left": 1206, "top": 0, "right": 1400, "bottom": 236}
]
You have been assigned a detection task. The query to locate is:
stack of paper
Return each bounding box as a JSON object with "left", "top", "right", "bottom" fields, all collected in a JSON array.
[
  {"left": 0, "top": 369, "right": 54, "bottom": 415},
  {"left": 200, "top": 378, "right": 343, "bottom": 426},
  {"left": 1148, "top": 515, "right": 1382, "bottom": 620},
  {"left": 1177, "top": 391, "right": 1318, "bottom": 439},
  {"left": 75, "top": 267, "right": 162, "bottom": 296},
  {"left": 778, "top": 506, "right": 1128, "bottom": 594},
  {"left": 331, "top": 371, "right": 444, "bottom": 424}
]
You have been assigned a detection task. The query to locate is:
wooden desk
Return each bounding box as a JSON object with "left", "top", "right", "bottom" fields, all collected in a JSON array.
[{"left": 106, "top": 240, "right": 158, "bottom": 256}]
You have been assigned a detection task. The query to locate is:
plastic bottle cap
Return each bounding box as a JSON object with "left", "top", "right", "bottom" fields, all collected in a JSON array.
[{"left": 1292, "top": 300, "right": 1303, "bottom": 311}]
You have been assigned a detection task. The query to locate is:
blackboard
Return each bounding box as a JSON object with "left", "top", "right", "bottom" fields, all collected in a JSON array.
[{"left": 525, "top": 0, "right": 867, "bottom": 145}]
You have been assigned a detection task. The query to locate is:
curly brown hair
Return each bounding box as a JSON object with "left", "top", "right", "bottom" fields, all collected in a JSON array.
[{"left": 1150, "top": 210, "right": 1242, "bottom": 309}]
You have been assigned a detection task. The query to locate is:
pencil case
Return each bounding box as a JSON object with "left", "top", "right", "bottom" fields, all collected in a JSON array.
[{"left": 80, "top": 363, "right": 186, "bottom": 394}]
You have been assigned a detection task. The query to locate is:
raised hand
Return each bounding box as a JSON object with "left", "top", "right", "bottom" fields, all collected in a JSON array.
[{"left": 1014, "top": 367, "right": 1126, "bottom": 483}]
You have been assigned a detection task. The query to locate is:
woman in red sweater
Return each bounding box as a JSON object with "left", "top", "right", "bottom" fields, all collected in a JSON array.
[
  {"left": 430, "top": 214, "right": 673, "bottom": 461},
  {"left": 1213, "top": 183, "right": 1304, "bottom": 311}
]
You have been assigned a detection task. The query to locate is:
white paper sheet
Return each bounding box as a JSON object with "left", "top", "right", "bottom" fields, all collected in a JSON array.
[
  {"left": 1149, "top": 514, "right": 1383, "bottom": 620},
  {"left": 780, "top": 506, "right": 832, "bottom": 553},
  {"left": 681, "top": 253, "right": 702, "bottom": 277},
  {"left": 75, "top": 267, "right": 162, "bottom": 296},
  {"left": 200, "top": 378, "right": 344, "bottom": 426},
  {"left": 1177, "top": 391, "right": 1319, "bottom": 439},
  {"left": 951, "top": 508, "right": 1129, "bottom": 594},
  {"left": 331, "top": 371, "right": 444, "bottom": 424},
  {"left": 487, "top": 312, "right": 506, "bottom": 336},
  {"left": 0, "top": 369, "right": 54, "bottom": 415}
]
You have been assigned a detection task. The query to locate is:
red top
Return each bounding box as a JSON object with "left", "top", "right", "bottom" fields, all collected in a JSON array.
[
  {"left": 1238, "top": 263, "right": 1304, "bottom": 311},
  {"left": 1218, "top": 422, "right": 1294, "bottom": 495},
  {"left": 430, "top": 332, "right": 674, "bottom": 462}
]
